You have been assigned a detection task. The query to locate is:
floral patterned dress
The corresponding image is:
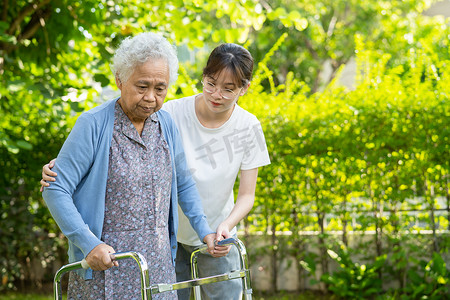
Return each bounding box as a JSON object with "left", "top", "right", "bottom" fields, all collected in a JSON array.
[{"left": 67, "top": 102, "right": 177, "bottom": 299}]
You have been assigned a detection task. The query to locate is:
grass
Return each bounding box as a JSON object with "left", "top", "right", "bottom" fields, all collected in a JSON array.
[
  {"left": 0, "top": 294, "right": 52, "bottom": 300},
  {"left": 254, "top": 290, "right": 333, "bottom": 300},
  {"left": 0, "top": 290, "right": 333, "bottom": 300}
]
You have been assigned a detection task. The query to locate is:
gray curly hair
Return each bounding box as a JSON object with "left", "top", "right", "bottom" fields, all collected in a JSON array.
[{"left": 111, "top": 32, "right": 179, "bottom": 85}]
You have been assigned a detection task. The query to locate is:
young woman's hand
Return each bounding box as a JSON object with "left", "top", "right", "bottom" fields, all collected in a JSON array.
[
  {"left": 213, "top": 222, "right": 232, "bottom": 257},
  {"left": 203, "top": 233, "right": 230, "bottom": 257}
]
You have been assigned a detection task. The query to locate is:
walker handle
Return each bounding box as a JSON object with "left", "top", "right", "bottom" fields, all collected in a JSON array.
[
  {"left": 80, "top": 253, "right": 117, "bottom": 269},
  {"left": 54, "top": 252, "right": 149, "bottom": 300},
  {"left": 198, "top": 237, "right": 237, "bottom": 254},
  {"left": 217, "top": 238, "right": 236, "bottom": 246}
]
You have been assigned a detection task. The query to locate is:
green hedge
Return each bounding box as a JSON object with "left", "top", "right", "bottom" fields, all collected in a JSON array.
[{"left": 238, "top": 40, "right": 450, "bottom": 297}]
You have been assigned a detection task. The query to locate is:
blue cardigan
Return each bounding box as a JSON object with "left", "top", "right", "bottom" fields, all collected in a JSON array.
[{"left": 43, "top": 98, "right": 213, "bottom": 279}]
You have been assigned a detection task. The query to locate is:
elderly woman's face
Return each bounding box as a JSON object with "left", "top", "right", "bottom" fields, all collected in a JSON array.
[{"left": 116, "top": 58, "right": 170, "bottom": 123}]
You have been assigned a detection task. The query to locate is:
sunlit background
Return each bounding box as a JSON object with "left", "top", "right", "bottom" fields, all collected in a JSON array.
[{"left": 1, "top": 1, "right": 449, "bottom": 299}]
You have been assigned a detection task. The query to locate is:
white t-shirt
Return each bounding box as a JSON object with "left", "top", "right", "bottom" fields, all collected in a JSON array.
[{"left": 162, "top": 95, "right": 271, "bottom": 246}]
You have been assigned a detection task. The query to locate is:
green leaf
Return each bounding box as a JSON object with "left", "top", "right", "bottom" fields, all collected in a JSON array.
[
  {"left": 69, "top": 101, "right": 85, "bottom": 113},
  {"left": 16, "top": 140, "right": 33, "bottom": 150},
  {"left": 93, "top": 73, "right": 110, "bottom": 87},
  {"left": 0, "top": 21, "right": 9, "bottom": 31},
  {"left": 0, "top": 33, "right": 16, "bottom": 43}
]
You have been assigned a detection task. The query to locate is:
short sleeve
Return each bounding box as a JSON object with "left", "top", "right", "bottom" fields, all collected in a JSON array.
[{"left": 241, "top": 121, "right": 271, "bottom": 170}]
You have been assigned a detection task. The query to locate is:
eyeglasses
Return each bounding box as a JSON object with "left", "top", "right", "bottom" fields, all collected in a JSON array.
[{"left": 201, "top": 80, "right": 240, "bottom": 100}]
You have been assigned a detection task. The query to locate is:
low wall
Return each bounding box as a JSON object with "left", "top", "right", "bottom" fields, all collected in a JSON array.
[{"left": 242, "top": 230, "right": 450, "bottom": 292}]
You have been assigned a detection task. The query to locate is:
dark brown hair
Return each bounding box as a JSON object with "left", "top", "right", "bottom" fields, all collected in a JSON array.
[{"left": 203, "top": 43, "right": 254, "bottom": 87}]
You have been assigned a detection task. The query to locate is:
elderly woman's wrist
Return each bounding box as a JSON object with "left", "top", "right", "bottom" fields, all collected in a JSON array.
[{"left": 202, "top": 232, "right": 214, "bottom": 243}]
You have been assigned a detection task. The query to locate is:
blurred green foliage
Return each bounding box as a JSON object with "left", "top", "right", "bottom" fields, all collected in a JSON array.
[
  {"left": 242, "top": 25, "right": 450, "bottom": 297},
  {"left": 1, "top": 0, "right": 449, "bottom": 297}
]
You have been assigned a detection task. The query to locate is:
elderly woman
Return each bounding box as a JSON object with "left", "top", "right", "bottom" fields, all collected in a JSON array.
[{"left": 42, "top": 32, "right": 216, "bottom": 299}]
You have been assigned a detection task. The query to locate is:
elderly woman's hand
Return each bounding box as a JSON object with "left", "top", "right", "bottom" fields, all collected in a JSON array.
[
  {"left": 203, "top": 233, "right": 218, "bottom": 257},
  {"left": 85, "top": 243, "right": 119, "bottom": 271},
  {"left": 39, "top": 158, "right": 57, "bottom": 192}
]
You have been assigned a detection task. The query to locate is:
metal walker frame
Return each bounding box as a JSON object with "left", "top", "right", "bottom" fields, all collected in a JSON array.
[{"left": 53, "top": 237, "right": 252, "bottom": 299}]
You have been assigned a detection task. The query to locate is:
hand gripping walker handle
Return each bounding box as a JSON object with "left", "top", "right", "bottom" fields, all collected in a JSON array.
[
  {"left": 191, "top": 237, "right": 253, "bottom": 299},
  {"left": 54, "top": 252, "right": 149, "bottom": 300},
  {"left": 80, "top": 253, "right": 117, "bottom": 269}
]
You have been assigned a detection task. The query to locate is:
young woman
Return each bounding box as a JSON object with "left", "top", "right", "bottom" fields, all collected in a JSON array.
[{"left": 41, "top": 43, "right": 270, "bottom": 299}]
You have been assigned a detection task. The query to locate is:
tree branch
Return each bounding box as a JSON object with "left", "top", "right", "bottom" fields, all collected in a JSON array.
[
  {"left": 0, "top": 53, "right": 4, "bottom": 76},
  {"left": 328, "top": 57, "right": 350, "bottom": 83},
  {"left": 259, "top": 0, "right": 272, "bottom": 12},
  {"left": 1, "top": 6, "right": 52, "bottom": 54},
  {"left": 2, "top": 0, "right": 8, "bottom": 21},
  {"left": 18, "top": 7, "right": 51, "bottom": 41},
  {"left": 7, "top": 0, "right": 51, "bottom": 35},
  {"left": 326, "top": 15, "right": 337, "bottom": 38},
  {"left": 303, "top": 36, "right": 319, "bottom": 61}
]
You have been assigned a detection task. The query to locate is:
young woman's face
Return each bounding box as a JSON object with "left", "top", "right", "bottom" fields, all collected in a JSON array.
[{"left": 202, "top": 68, "right": 249, "bottom": 114}]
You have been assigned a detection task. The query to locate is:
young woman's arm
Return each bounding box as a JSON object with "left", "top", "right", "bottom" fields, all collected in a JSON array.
[{"left": 215, "top": 168, "right": 258, "bottom": 238}]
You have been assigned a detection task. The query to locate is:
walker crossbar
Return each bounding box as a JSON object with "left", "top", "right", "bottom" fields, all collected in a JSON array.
[{"left": 151, "top": 270, "right": 245, "bottom": 293}]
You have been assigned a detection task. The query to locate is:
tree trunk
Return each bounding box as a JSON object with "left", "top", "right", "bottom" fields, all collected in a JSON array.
[
  {"left": 446, "top": 175, "right": 450, "bottom": 231},
  {"left": 292, "top": 206, "right": 306, "bottom": 291},
  {"left": 317, "top": 211, "right": 328, "bottom": 291},
  {"left": 271, "top": 228, "right": 278, "bottom": 292},
  {"left": 342, "top": 192, "right": 348, "bottom": 247}
]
